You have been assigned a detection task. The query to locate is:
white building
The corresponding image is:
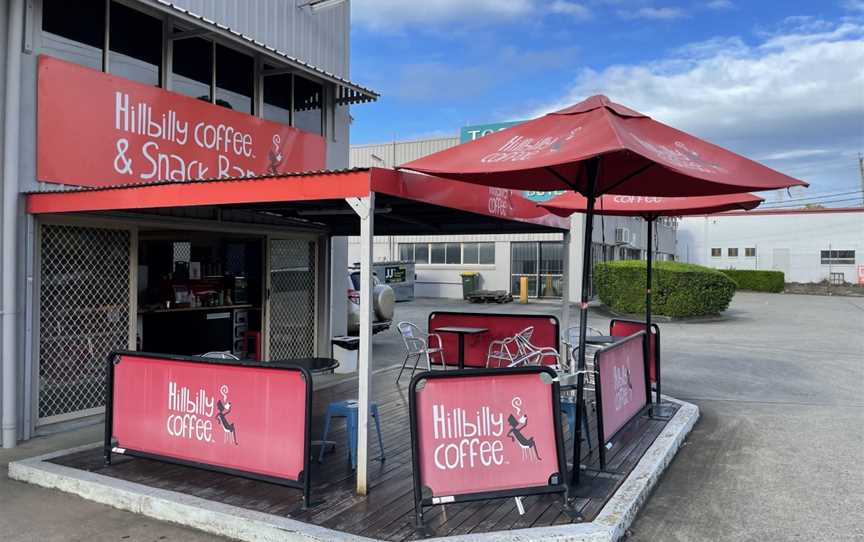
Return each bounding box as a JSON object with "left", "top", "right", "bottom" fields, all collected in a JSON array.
[
  {"left": 350, "top": 136, "right": 678, "bottom": 300},
  {"left": 677, "top": 208, "right": 864, "bottom": 284}
]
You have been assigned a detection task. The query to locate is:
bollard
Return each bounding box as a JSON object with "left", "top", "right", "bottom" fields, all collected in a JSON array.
[{"left": 519, "top": 276, "right": 529, "bottom": 304}]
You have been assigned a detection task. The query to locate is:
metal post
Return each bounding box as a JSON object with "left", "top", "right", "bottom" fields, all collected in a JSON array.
[
  {"left": 2, "top": 0, "right": 24, "bottom": 449},
  {"left": 561, "top": 231, "right": 571, "bottom": 365},
  {"left": 356, "top": 194, "right": 375, "bottom": 495},
  {"left": 646, "top": 218, "right": 655, "bottom": 406},
  {"left": 572, "top": 157, "right": 599, "bottom": 486}
]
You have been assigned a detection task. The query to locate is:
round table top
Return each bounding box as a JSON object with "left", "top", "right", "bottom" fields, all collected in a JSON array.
[{"left": 274, "top": 357, "right": 340, "bottom": 374}]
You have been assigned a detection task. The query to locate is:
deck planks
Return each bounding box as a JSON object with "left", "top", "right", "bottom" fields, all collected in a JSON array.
[{"left": 50, "top": 366, "right": 678, "bottom": 541}]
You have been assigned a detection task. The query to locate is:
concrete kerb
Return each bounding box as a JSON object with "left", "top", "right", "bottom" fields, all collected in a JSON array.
[{"left": 9, "top": 396, "right": 699, "bottom": 542}]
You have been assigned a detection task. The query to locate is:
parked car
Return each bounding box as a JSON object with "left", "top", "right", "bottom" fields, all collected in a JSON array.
[{"left": 347, "top": 270, "right": 395, "bottom": 335}]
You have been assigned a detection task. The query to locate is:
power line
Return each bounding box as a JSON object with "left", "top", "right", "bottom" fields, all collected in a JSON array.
[
  {"left": 761, "top": 189, "right": 863, "bottom": 206},
  {"left": 758, "top": 197, "right": 864, "bottom": 209}
]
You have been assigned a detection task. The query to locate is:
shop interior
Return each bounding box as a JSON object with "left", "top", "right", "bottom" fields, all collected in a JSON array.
[{"left": 136, "top": 231, "right": 263, "bottom": 359}]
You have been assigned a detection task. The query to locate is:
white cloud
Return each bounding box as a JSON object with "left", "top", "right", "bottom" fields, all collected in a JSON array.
[
  {"left": 622, "top": 6, "right": 688, "bottom": 20},
  {"left": 352, "top": 0, "right": 590, "bottom": 30},
  {"left": 842, "top": 0, "right": 864, "bottom": 12},
  {"left": 549, "top": 1, "right": 592, "bottom": 19},
  {"left": 705, "top": 0, "right": 735, "bottom": 10},
  {"left": 531, "top": 19, "right": 864, "bottom": 192}
]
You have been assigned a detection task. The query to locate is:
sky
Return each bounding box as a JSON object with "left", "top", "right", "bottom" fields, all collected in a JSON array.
[{"left": 347, "top": 0, "right": 864, "bottom": 205}]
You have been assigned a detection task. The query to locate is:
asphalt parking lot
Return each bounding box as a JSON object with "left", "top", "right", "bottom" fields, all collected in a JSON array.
[{"left": 2, "top": 292, "right": 862, "bottom": 541}]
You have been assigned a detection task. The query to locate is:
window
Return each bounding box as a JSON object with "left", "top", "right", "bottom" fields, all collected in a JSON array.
[
  {"left": 711, "top": 248, "right": 721, "bottom": 257},
  {"left": 294, "top": 75, "right": 324, "bottom": 135},
  {"left": 172, "top": 37, "right": 213, "bottom": 101},
  {"left": 430, "top": 243, "right": 446, "bottom": 264},
  {"left": 399, "top": 244, "right": 413, "bottom": 262},
  {"left": 42, "top": 0, "right": 106, "bottom": 70},
  {"left": 215, "top": 44, "right": 254, "bottom": 113},
  {"left": 821, "top": 250, "right": 855, "bottom": 265},
  {"left": 108, "top": 2, "right": 162, "bottom": 86},
  {"left": 399, "top": 242, "right": 494, "bottom": 265},
  {"left": 745, "top": 247, "right": 756, "bottom": 258},
  {"left": 728, "top": 248, "right": 738, "bottom": 257},
  {"left": 445, "top": 243, "right": 461, "bottom": 264},
  {"left": 263, "top": 72, "right": 292, "bottom": 126},
  {"left": 414, "top": 243, "right": 429, "bottom": 264}
]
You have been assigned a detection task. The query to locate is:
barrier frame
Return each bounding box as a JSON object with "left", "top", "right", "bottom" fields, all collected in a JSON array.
[
  {"left": 104, "top": 350, "right": 313, "bottom": 506},
  {"left": 593, "top": 332, "right": 650, "bottom": 470},
  {"left": 427, "top": 311, "right": 560, "bottom": 367},
  {"left": 610, "top": 318, "right": 661, "bottom": 405},
  {"left": 408, "top": 366, "right": 568, "bottom": 526}
]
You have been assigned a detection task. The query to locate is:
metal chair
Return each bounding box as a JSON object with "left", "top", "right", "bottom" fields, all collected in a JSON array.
[
  {"left": 512, "top": 330, "right": 561, "bottom": 368},
  {"left": 396, "top": 321, "right": 445, "bottom": 383},
  {"left": 562, "top": 325, "right": 603, "bottom": 375},
  {"left": 486, "top": 326, "right": 534, "bottom": 368}
]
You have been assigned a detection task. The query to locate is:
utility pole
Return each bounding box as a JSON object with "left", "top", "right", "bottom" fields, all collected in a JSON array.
[{"left": 858, "top": 153, "right": 864, "bottom": 207}]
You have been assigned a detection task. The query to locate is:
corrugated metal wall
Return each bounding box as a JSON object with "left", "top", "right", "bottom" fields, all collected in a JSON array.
[
  {"left": 166, "top": 0, "right": 350, "bottom": 78},
  {"left": 350, "top": 137, "right": 460, "bottom": 168}
]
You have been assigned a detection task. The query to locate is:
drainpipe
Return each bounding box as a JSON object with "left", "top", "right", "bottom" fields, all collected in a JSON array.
[{"left": 2, "top": 0, "right": 23, "bottom": 449}]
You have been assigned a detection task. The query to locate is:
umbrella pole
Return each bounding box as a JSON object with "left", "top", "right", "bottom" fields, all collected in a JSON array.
[
  {"left": 571, "top": 159, "right": 598, "bottom": 487},
  {"left": 645, "top": 218, "right": 655, "bottom": 407}
]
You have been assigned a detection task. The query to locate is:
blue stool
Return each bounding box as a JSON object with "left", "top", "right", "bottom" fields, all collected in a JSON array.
[
  {"left": 560, "top": 398, "right": 592, "bottom": 452},
  {"left": 318, "top": 400, "right": 385, "bottom": 469}
]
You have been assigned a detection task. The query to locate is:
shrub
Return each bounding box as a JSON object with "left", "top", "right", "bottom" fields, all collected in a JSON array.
[
  {"left": 719, "top": 269, "right": 784, "bottom": 293},
  {"left": 593, "top": 260, "right": 737, "bottom": 318}
]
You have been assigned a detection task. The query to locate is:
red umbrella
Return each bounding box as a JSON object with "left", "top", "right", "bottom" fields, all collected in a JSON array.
[
  {"left": 539, "top": 192, "right": 764, "bottom": 407},
  {"left": 401, "top": 95, "right": 805, "bottom": 485}
]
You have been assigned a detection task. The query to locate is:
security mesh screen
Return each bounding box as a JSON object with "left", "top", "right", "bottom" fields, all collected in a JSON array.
[
  {"left": 269, "top": 239, "right": 316, "bottom": 360},
  {"left": 39, "top": 224, "right": 131, "bottom": 421}
]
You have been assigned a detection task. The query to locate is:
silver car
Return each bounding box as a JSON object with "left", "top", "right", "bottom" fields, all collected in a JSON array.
[{"left": 347, "top": 270, "right": 395, "bottom": 335}]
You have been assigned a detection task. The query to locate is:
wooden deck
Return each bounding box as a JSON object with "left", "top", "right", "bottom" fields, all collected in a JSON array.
[{"left": 51, "top": 366, "right": 678, "bottom": 541}]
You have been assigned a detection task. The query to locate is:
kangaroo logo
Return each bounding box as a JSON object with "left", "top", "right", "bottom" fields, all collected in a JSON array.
[
  {"left": 506, "top": 397, "right": 541, "bottom": 462},
  {"left": 266, "top": 134, "right": 284, "bottom": 175}
]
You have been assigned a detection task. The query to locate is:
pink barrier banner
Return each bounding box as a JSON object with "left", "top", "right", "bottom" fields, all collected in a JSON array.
[
  {"left": 596, "top": 334, "right": 648, "bottom": 445},
  {"left": 108, "top": 353, "right": 311, "bottom": 492},
  {"left": 428, "top": 312, "right": 559, "bottom": 367},
  {"left": 410, "top": 368, "right": 566, "bottom": 512}
]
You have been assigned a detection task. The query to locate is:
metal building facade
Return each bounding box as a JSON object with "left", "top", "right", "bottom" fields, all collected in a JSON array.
[
  {"left": 350, "top": 138, "right": 678, "bottom": 300},
  {"left": 1, "top": 0, "right": 374, "bottom": 445}
]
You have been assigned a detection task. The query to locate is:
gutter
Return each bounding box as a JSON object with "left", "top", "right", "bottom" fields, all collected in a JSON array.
[{"left": 2, "top": 0, "right": 23, "bottom": 449}]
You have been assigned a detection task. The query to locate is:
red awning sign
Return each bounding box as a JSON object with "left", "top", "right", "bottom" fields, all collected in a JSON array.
[{"left": 38, "top": 56, "right": 326, "bottom": 188}]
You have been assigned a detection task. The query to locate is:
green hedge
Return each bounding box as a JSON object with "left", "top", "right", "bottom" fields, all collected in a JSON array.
[
  {"left": 594, "top": 260, "right": 737, "bottom": 318},
  {"left": 718, "top": 269, "right": 785, "bottom": 293}
]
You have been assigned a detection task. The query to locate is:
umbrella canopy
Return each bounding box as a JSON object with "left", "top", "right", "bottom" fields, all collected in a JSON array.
[
  {"left": 539, "top": 192, "right": 764, "bottom": 218},
  {"left": 401, "top": 95, "right": 807, "bottom": 196},
  {"left": 402, "top": 94, "right": 805, "bottom": 488},
  {"left": 539, "top": 190, "right": 763, "bottom": 410}
]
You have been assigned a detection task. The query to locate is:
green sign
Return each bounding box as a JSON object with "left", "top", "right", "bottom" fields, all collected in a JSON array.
[
  {"left": 460, "top": 121, "right": 562, "bottom": 203},
  {"left": 459, "top": 121, "right": 523, "bottom": 143}
]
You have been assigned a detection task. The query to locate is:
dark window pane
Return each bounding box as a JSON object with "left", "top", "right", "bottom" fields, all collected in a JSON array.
[
  {"left": 294, "top": 75, "right": 323, "bottom": 135},
  {"left": 415, "top": 244, "right": 429, "bottom": 264},
  {"left": 109, "top": 2, "right": 161, "bottom": 86},
  {"left": 511, "top": 242, "right": 537, "bottom": 274},
  {"left": 711, "top": 248, "right": 721, "bottom": 257},
  {"left": 745, "top": 247, "right": 756, "bottom": 257},
  {"left": 540, "top": 242, "right": 563, "bottom": 274},
  {"left": 462, "top": 243, "right": 479, "bottom": 264},
  {"left": 215, "top": 44, "right": 253, "bottom": 113},
  {"left": 479, "top": 243, "right": 495, "bottom": 264},
  {"left": 445, "top": 243, "right": 461, "bottom": 264},
  {"left": 263, "top": 72, "right": 292, "bottom": 125},
  {"left": 728, "top": 248, "right": 738, "bottom": 257},
  {"left": 399, "top": 244, "right": 413, "bottom": 262},
  {"left": 430, "top": 243, "right": 445, "bottom": 264},
  {"left": 42, "top": 0, "right": 105, "bottom": 70},
  {"left": 172, "top": 37, "right": 212, "bottom": 101}
]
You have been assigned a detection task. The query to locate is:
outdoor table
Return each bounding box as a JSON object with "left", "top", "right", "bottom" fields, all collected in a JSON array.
[
  {"left": 279, "top": 357, "right": 340, "bottom": 374},
  {"left": 584, "top": 335, "right": 623, "bottom": 345},
  {"left": 433, "top": 326, "right": 489, "bottom": 369}
]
